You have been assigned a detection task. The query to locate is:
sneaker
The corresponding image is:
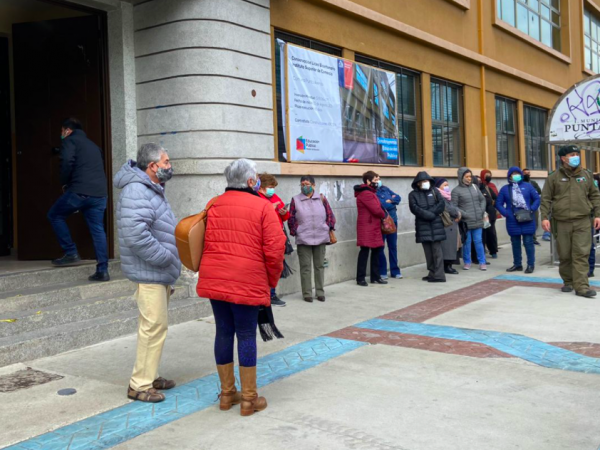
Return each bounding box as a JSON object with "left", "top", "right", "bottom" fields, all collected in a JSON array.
[
  {"left": 394, "top": 274, "right": 403, "bottom": 279},
  {"left": 491, "top": 254, "right": 498, "bottom": 259},
  {"left": 533, "top": 240, "right": 541, "bottom": 246},
  {"left": 52, "top": 253, "right": 81, "bottom": 267},
  {"left": 576, "top": 290, "right": 597, "bottom": 298},
  {"left": 463, "top": 264, "right": 471, "bottom": 270},
  {"left": 270, "top": 296, "right": 286, "bottom": 307},
  {"left": 381, "top": 275, "right": 389, "bottom": 280},
  {"left": 479, "top": 264, "right": 487, "bottom": 271}
]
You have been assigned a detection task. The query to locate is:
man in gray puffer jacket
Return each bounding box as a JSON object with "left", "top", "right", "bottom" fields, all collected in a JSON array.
[
  {"left": 114, "top": 143, "right": 181, "bottom": 403},
  {"left": 451, "top": 167, "right": 487, "bottom": 271}
]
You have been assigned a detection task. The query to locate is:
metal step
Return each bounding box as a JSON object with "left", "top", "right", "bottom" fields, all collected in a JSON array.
[{"left": 0, "top": 296, "right": 211, "bottom": 367}]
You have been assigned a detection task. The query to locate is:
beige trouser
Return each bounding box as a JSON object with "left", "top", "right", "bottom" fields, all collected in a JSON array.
[{"left": 130, "top": 283, "right": 171, "bottom": 391}]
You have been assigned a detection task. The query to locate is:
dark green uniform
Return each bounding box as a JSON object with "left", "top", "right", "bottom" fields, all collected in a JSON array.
[{"left": 540, "top": 165, "right": 600, "bottom": 294}]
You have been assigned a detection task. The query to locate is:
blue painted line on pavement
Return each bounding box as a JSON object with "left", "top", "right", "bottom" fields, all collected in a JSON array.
[
  {"left": 495, "top": 274, "right": 600, "bottom": 287},
  {"left": 354, "top": 318, "right": 600, "bottom": 375},
  {"left": 4, "top": 336, "right": 366, "bottom": 450}
]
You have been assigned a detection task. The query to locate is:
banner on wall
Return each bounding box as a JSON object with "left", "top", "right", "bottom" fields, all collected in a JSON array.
[{"left": 285, "top": 44, "right": 399, "bottom": 165}]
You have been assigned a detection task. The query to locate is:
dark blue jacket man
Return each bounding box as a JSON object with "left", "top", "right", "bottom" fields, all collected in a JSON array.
[
  {"left": 48, "top": 117, "right": 109, "bottom": 281},
  {"left": 376, "top": 182, "right": 402, "bottom": 279}
]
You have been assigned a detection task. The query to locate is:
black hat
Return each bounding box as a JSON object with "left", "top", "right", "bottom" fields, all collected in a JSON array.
[
  {"left": 558, "top": 145, "right": 580, "bottom": 157},
  {"left": 434, "top": 177, "right": 448, "bottom": 188}
]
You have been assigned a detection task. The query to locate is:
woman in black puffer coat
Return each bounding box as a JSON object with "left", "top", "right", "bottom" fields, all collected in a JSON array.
[{"left": 409, "top": 171, "right": 447, "bottom": 283}]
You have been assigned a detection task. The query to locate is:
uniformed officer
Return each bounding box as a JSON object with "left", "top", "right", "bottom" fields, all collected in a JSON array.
[{"left": 540, "top": 145, "right": 600, "bottom": 298}]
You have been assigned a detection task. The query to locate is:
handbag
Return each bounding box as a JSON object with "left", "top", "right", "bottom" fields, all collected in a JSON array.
[
  {"left": 381, "top": 213, "right": 397, "bottom": 235},
  {"left": 320, "top": 194, "right": 337, "bottom": 245},
  {"left": 283, "top": 226, "right": 294, "bottom": 255},
  {"left": 175, "top": 196, "right": 219, "bottom": 272},
  {"left": 433, "top": 189, "right": 453, "bottom": 227},
  {"left": 508, "top": 186, "right": 534, "bottom": 223}
]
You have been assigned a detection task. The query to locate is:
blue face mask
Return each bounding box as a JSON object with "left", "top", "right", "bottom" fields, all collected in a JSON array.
[
  {"left": 253, "top": 177, "right": 261, "bottom": 192},
  {"left": 568, "top": 156, "right": 581, "bottom": 168},
  {"left": 512, "top": 174, "right": 522, "bottom": 183},
  {"left": 375, "top": 180, "right": 382, "bottom": 188},
  {"left": 265, "top": 187, "right": 275, "bottom": 198}
]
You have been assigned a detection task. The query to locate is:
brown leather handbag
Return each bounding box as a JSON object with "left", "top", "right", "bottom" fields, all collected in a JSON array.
[
  {"left": 328, "top": 229, "right": 338, "bottom": 245},
  {"left": 381, "top": 213, "right": 397, "bottom": 235},
  {"left": 175, "top": 196, "right": 218, "bottom": 272}
]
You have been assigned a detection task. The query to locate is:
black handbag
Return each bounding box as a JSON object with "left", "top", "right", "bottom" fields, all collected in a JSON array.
[
  {"left": 283, "top": 226, "right": 294, "bottom": 255},
  {"left": 509, "top": 186, "right": 534, "bottom": 223}
]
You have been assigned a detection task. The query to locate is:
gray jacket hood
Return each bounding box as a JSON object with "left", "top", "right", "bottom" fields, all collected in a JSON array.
[
  {"left": 114, "top": 160, "right": 164, "bottom": 196},
  {"left": 457, "top": 167, "right": 472, "bottom": 187}
]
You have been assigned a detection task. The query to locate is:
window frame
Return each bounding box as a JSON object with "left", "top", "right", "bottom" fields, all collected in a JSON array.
[
  {"left": 496, "top": 0, "right": 561, "bottom": 51},
  {"left": 273, "top": 31, "right": 342, "bottom": 162},
  {"left": 524, "top": 104, "right": 548, "bottom": 171},
  {"left": 584, "top": 6, "right": 600, "bottom": 73},
  {"left": 495, "top": 96, "right": 519, "bottom": 170},
  {"left": 355, "top": 54, "right": 423, "bottom": 166},
  {"left": 430, "top": 77, "right": 465, "bottom": 168}
]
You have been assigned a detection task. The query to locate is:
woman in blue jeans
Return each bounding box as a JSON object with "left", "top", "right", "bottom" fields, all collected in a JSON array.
[
  {"left": 451, "top": 167, "right": 487, "bottom": 271},
  {"left": 496, "top": 167, "right": 540, "bottom": 274}
]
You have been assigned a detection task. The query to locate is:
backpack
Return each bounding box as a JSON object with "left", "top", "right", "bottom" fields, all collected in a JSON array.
[{"left": 175, "top": 197, "right": 218, "bottom": 272}]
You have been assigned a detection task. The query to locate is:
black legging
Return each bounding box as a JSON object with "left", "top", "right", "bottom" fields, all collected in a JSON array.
[{"left": 357, "top": 246, "right": 382, "bottom": 282}]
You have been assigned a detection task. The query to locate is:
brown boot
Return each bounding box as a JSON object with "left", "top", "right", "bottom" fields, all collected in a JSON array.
[
  {"left": 217, "top": 363, "right": 242, "bottom": 411},
  {"left": 239, "top": 366, "right": 267, "bottom": 416}
]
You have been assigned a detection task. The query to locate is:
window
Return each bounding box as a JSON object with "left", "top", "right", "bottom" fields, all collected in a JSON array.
[
  {"left": 356, "top": 55, "right": 422, "bottom": 166},
  {"left": 524, "top": 105, "right": 548, "bottom": 170},
  {"left": 497, "top": 0, "right": 561, "bottom": 51},
  {"left": 495, "top": 97, "right": 518, "bottom": 169},
  {"left": 431, "top": 78, "right": 463, "bottom": 167},
  {"left": 584, "top": 9, "right": 600, "bottom": 72},
  {"left": 274, "top": 31, "right": 342, "bottom": 162}
]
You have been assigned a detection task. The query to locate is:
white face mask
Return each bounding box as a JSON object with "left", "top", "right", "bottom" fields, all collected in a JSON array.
[{"left": 421, "top": 181, "right": 431, "bottom": 190}]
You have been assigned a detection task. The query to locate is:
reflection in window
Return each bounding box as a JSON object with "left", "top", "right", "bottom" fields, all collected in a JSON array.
[
  {"left": 497, "top": 0, "right": 561, "bottom": 51},
  {"left": 431, "top": 78, "right": 463, "bottom": 167},
  {"left": 496, "top": 97, "right": 518, "bottom": 169},
  {"left": 524, "top": 104, "right": 548, "bottom": 170},
  {"left": 356, "top": 55, "right": 422, "bottom": 166}
]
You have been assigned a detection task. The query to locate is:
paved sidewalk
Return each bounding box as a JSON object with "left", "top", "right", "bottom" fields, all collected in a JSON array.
[{"left": 2, "top": 240, "right": 600, "bottom": 450}]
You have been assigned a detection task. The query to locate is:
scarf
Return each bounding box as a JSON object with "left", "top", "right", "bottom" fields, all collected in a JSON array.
[
  {"left": 437, "top": 187, "right": 451, "bottom": 201},
  {"left": 511, "top": 184, "right": 528, "bottom": 210}
]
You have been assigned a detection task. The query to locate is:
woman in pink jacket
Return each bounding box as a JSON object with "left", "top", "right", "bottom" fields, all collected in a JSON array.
[{"left": 354, "top": 171, "right": 387, "bottom": 287}]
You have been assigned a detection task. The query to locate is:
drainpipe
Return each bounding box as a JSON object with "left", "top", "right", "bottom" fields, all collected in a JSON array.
[{"left": 478, "top": 0, "right": 489, "bottom": 169}]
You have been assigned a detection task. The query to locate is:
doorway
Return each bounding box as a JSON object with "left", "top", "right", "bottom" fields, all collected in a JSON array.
[{"left": 0, "top": 0, "right": 112, "bottom": 261}]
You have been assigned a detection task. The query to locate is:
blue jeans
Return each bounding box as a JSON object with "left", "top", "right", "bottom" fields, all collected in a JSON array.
[
  {"left": 511, "top": 234, "right": 535, "bottom": 267},
  {"left": 47, "top": 192, "right": 108, "bottom": 272},
  {"left": 379, "top": 223, "right": 400, "bottom": 277},
  {"left": 463, "top": 228, "right": 486, "bottom": 265},
  {"left": 210, "top": 299, "right": 259, "bottom": 367}
]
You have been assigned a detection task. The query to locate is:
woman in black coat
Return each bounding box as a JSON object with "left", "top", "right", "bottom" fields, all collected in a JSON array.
[
  {"left": 479, "top": 176, "right": 498, "bottom": 259},
  {"left": 409, "top": 171, "right": 447, "bottom": 283}
]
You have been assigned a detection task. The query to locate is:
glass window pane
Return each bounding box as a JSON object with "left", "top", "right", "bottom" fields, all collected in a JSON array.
[
  {"left": 551, "top": 10, "right": 560, "bottom": 26},
  {"left": 552, "top": 25, "right": 561, "bottom": 50},
  {"left": 431, "top": 82, "right": 441, "bottom": 121},
  {"left": 594, "top": 22, "right": 598, "bottom": 41},
  {"left": 402, "top": 120, "right": 418, "bottom": 166},
  {"left": 401, "top": 74, "right": 416, "bottom": 116},
  {"left": 502, "top": 0, "right": 516, "bottom": 26},
  {"left": 594, "top": 55, "right": 599, "bottom": 73},
  {"left": 585, "top": 36, "right": 591, "bottom": 48},
  {"left": 432, "top": 124, "right": 444, "bottom": 166},
  {"left": 550, "top": 0, "right": 559, "bottom": 10},
  {"left": 529, "top": 0, "right": 539, "bottom": 11},
  {"left": 529, "top": 10, "right": 540, "bottom": 40},
  {"left": 517, "top": 4, "right": 529, "bottom": 34},
  {"left": 541, "top": 19, "right": 552, "bottom": 47},
  {"left": 585, "top": 11, "right": 591, "bottom": 35},
  {"left": 541, "top": 4, "right": 550, "bottom": 20},
  {"left": 586, "top": 48, "right": 592, "bottom": 71}
]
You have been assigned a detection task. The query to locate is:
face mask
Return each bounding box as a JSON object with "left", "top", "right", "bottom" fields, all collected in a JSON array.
[
  {"left": 375, "top": 180, "right": 382, "bottom": 188},
  {"left": 512, "top": 174, "right": 522, "bottom": 183},
  {"left": 443, "top": 186, "right": 450, "bottom": 193},
  {"left": 60, "top": 135, "right": 65, "bottom": 140},
  {"left": 302, "top": 185, "right": 313, "bottom": 196},
  {"left": 265, "top": 188, "right": 275, "bottom": 198},
  {"left": 156, "top": 167, "right": 173, "bottom": 183},
  {"left": 523, "top": 175, "right": 531, "bottom": 182},
  {"left": 253, "top": 177, "right": 261, "bottom": 192},
  {"left": 595, "top": 180, "right": 599, "bottom": 188},
  {"left": 485, "top": 175, "right": 491, "bottom": 182},
  {"left": 568, "top": 156, "right": 581, "bottom": 168},
  {"left": 421, "top": 181, "right": 431, "bottom": 190}
]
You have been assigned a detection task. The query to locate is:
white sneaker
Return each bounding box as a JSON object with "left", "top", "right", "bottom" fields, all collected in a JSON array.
[
  {"left": 381, "top": 275, "right": 389, "bottom": 280},
  {"left": 394, "top": 274, "right": 403, "bottom": 279}
]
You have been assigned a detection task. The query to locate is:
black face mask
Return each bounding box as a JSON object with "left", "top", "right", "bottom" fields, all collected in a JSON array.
[
  {"left": 523, "top": 175, "right": 531, "bottom": 182},
  {"left": 485, "top": 175, "right": 491, "bottom": 182}
]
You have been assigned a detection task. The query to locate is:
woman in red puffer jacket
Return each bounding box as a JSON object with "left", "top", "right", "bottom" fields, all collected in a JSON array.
[
  {"left": 354, "top": 170, "right": 386, "bottom": 287},
  {"left": 197, "top": 159, "right": 286, "bottom": 418}
]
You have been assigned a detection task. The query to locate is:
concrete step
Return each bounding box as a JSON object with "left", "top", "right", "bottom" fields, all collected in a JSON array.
[
  {"left": 0, "top": 286, "right": 190, "bottom": 338},
  {"left": 0, "top": 260, "right": 122, "bottom": 293},
  {"left": 0, "top": 277, "right": 135, "bottom": 315},
  {"left": 0, "top": 296, "right": 211, "bottom": 367}
]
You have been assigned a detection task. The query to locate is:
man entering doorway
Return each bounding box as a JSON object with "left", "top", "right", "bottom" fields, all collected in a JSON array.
[{"left": 47, "top": 117, "right": 109, "bottom": 281}]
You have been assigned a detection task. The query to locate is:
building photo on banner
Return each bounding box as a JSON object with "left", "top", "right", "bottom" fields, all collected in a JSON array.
[{"left": 280, "top": 42, "right": 399, "bottom": 166}]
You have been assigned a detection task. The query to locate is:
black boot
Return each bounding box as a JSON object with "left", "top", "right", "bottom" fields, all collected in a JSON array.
[
  {"left": 444, "top": 265, "right": 458, "bottom": 275},
  {"left": 52, "top": 253, "right": 81, "bottom": 267},
  {"left": 506, "top": 265, "right": 523, "bottom": 272},
  {"left": 89, "top": 271, "right": 110, "bottom": 282},
  {"left": 524, "top": 265, "right": 534, "bottom": 274}
]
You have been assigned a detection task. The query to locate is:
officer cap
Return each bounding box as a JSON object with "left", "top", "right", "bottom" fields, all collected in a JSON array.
[{"left": 558, "top": 145, "right": 580, "bottom": 157}]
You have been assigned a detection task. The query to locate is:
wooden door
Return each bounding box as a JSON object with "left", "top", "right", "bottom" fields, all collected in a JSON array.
[
  {"left": 13, "top": 15, "right": 109, "bottom": 260},
  {"left": 0, "top": 38, "right": 12, "bottom": 257}
]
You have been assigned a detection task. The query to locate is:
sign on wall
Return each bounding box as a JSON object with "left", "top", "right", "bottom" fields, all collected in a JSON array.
[
  {"left": 548, "top": 75, "right": 600, "bottom": 144},
  {"left": 284, "top": 44, "right": 399, "bottom": 165}
]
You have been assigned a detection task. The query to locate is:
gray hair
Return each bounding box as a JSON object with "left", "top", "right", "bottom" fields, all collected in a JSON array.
[
  {"left": 224, "top": 158, "right": 257, "bottom": 188},
  {"left": 137, "top": 143, "right": 166, "bottom": 171}
]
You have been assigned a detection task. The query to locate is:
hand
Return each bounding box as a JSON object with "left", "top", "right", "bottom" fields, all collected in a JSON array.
[
  {"left": 392, "top": 195, "right": 397, "bottom": 198},
  {"left": 272, "top": 203, "right": 279, "bottom": 210},
  {"left": 386, "top": 199, "right": 392, "bottom": 204},
  {"left": 278, "top": 208, "right": 287, "bottom": 216},
  {"left": 542, "top": 219, "right": 551, "bottom": 232},
  {"left": 595, "top": 218, "right": 600, "bottom": 231}
]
